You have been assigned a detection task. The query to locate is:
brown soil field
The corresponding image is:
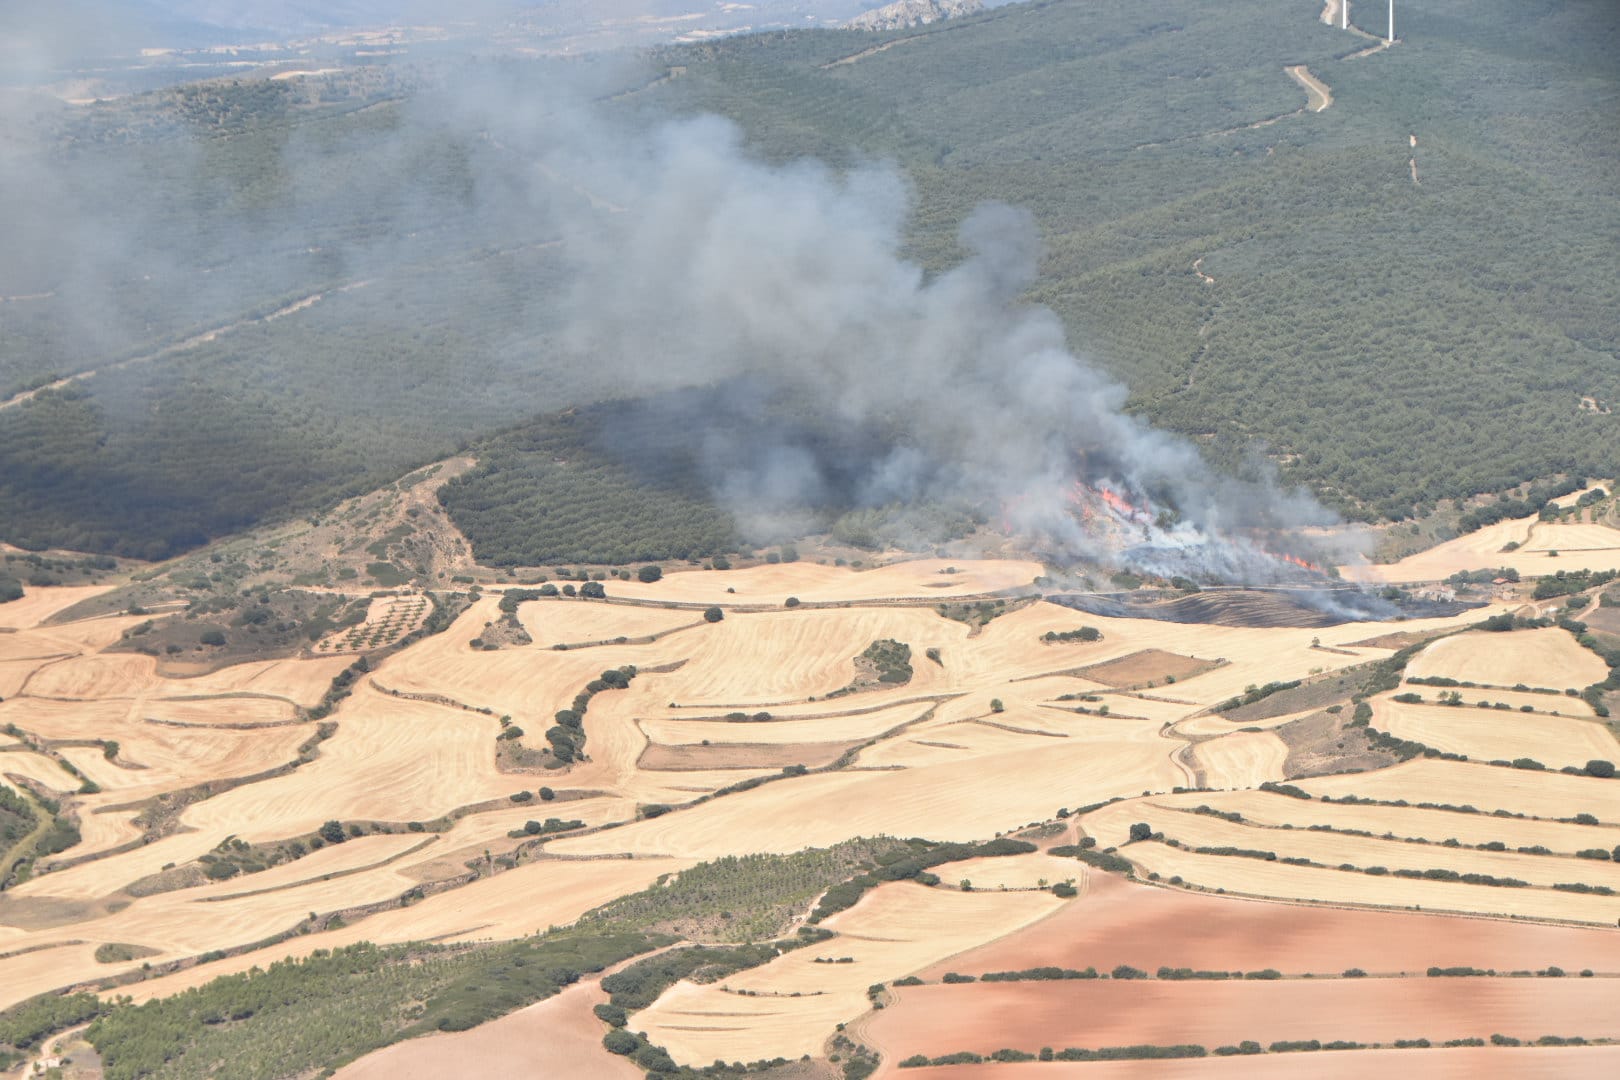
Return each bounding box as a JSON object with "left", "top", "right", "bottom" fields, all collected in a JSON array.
[
  {"left": 333, "top": 976, "right": 641, "bottom": 1080},
  {"left": 887, "top": 1046, "right": 1620, "bottom": 1080},
  {"left": 631, "top": 881, "right": 1060, "bottom": 1064},
  {"left": 1406, "top": 629, "right": 1608, "bottom": 690},
  {"left": 1192, "top": 731, "right": 1287, "bottom": 788},
  {"left": 868, "top": 980, "right": 1620, "bottom": 1068},
  {"left": 1297, "top": 759, "right": 1620, "bottom": 823},
  {"left": 1075, "top": 649, "right": 1219, "bottom": 688},
  {"left": 1374, "top": 698, "right": 1620, "bottom": 770},
  {"left": 919, "top": 868, "right": 1620, "bottom": 978}
]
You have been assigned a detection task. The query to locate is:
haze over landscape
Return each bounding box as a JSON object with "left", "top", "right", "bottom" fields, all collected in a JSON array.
[{"left": 2, "top": 1, "right": 1620, "bottom": 1078}]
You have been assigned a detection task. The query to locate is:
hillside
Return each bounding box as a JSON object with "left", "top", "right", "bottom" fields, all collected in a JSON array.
[{"left": 0, "top": 0, "right": 1615, "bottom": 561}]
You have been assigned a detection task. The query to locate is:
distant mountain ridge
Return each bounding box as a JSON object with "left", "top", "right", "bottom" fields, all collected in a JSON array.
[{"left": 846, "top": 0, "right": 983, "bottom": 32}]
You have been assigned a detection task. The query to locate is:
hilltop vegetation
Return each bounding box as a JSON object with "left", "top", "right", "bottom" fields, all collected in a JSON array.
[{"left": 1, "top": 0, "right": 1615, "bottom": 559}]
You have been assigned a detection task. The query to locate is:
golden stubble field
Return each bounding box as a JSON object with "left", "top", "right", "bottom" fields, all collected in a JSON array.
[{"left": 5, "top": 560, "right": 1619, "bottom": 1076}]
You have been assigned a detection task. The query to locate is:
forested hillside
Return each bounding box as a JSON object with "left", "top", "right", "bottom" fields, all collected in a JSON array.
[{"left": 0, "top": 0, "right": 1614, "bottom": 556}]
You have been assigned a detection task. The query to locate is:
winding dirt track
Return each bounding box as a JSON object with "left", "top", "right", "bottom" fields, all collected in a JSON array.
[{"left": 1286, "top": 65, "right": 1333, "bottom": 112}]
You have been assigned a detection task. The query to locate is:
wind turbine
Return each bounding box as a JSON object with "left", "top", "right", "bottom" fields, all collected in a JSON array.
[
  {"left": 1387, "top": 0, "right": 1395, "bottom": 44},
  {"left": 1342, "top": 1, "right": 1348, "bottom": 31}
]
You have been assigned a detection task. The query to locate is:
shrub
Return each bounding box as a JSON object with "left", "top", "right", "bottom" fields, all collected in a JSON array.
[
  {"left": 637, "top": 565, "right": 662, "bottom": 583},
  {"left": 1587, "top": 759, "right": 1616, "bottom": 778},
  {"left": 703, "top": 606, "right": 723, "bottom": 623},
  {"left": 602, "top": 1029, "right": 639, "bottom": 1055}
]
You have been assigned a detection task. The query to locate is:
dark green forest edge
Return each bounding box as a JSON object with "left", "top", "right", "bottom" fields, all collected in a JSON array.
[
  {"left": 1, "top": 0, "right": 1616, "bottom": 559},
  {"left": 0, "top": 837, "right": 1040, "bottom": 1079}
]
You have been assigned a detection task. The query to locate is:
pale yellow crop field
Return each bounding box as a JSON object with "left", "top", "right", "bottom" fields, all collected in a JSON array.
[
  {"left": 631, "top": 881, "right": 1060, "bottom": 1064},
  {"left": 182, "top": 684, "right": 516, "bottom": 840},
  {"left": 514, "top": 599, "right": 700, "bottom": 646},
  {"left": 604, "top": 558, "right": 1043, "bottom": 606},
  {"left": 1174, "top": 789, "right": 1620, "bottom": 854},
  {"left": 1127, "top": 843, "right": 1620, "bottom": 924},
  {"left": 931, "top": 853, "right": 1083, "bottom": 890},
  {"left": 1399, "top": 686, "right": 1596, "bottom": 716},
  {"left": 0, "top": 585, "right": 117, "bottom": 629},
  {"left": 1521, "top": 522, "right": 1620, "bottom": 553},
  {"left": 1298, "top": 759, "right": 1620, "bottom": 822},
  {"left": 1375, "top": 698, "right": 1620, "bottom": 770},
  {"left": 1339, "top": 513, "right": 1620, "bottom": 582},
  {"left": 114, "top": 856, "right": 692, "bottom": 1005},
  {"left": 1115, "top": 806, "right": 1620, "bottom": 893},
  {"left": 1406, "top": 629, "right": 1609, "bottom": 690},
  {"left": 552, "top": 733, "right": 1184, "bottom": 860},
  {"left": 640, "top": 700, "right": 937, "bottom": 746},
  {"left": 1193, "top": 731, "right": 1287, "bottom": 788},
  {"left": 4, "top": 553, "right": 1618, "bottom": 1073}
]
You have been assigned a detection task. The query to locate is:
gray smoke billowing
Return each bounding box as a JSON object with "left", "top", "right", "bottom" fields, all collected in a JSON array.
[
  {"left": 502, "top": 104, "right": 1354, "bottom": 579},
  {"left": 0, "top": 2, "right": 1360, "bottom": 579}
]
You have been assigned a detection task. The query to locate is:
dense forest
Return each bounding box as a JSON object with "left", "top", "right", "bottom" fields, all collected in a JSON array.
[{"left": 0, "top": 0, "right": 1615, "bottom": 556}]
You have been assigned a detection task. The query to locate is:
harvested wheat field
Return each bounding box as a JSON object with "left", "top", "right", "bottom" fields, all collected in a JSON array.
[
  {"left": 514, "top": 598, "right": 700, "bottom": 647},
  {"left": 1373, "top": 698, "right": 1620, "bottom": 770},
  {"left": 1191, "top": 731, "right": 1287, "bottom": 788},
  {"left": 888, "top": 1046, "right": 1620, "bottom": 1080},
  {"left": 0, "top": 586, "right": 118, "bottom": 629},
  {"left": 604, "top": 558, "right": 1043, "bottom": 606},
  {"left": 1127, "top": 843, "right": 1620, "bottom": 923},
  {"left": 1297, "top": 759, "right": 1620, "bottom": 823},
  {"left": 921, "top": 869, "right": 1620, "bottom": 978},
  {"left": 1089, "top": 801, "right": 1620, "bottom": 893},
  {"left": 1520, "top": 522, "right": 1620, "bottom": 553},
  {"left": 1159, "top": 788, "right": 1620, "bottom": 855},
  {"left": 1406, "top": 629, "right": 1608, "bottom": 690},
  {"left": 868, "top": 980, "right": 1620, "bottom": 1071},
  {"left": 631, "top": 880, "right": 1060, "bottom": 1064},
  {"left": 334, "top": 976, "right": 641, "bottom": 1080},
  {"left": 1339, "top": 513, "right": 1620, "bottom": 583},
  {"left": 112, "top": 856, "right": 692, "bottom": 1006}
]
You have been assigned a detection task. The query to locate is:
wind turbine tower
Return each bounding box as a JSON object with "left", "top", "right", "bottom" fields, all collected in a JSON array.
[
  {"left": 1387, "top": 0, "right": 1395, "bottom": 44},
  {"left": 1342, "top": 1, "right": 1348, "bottom": 31}
]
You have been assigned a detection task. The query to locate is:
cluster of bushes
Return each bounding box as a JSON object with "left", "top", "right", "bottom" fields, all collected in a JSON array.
[
  {"left": 544, "top": 665, "right": 637, "bottom": 763},
  {"left": 1444, "top": 568, "right": 1520, "bottom": 587},
  {"left": 1042, "top": 626, "right": 1102, "bottom": 643},
  {"left": 902, "top": 1045, "right": 1207, "bottom": 1068},
  {"left": 308, "top": 655, "right": 370, "bottom": 721},
  {"left": 1456, "top": 478, "right": 1587, "bottom": 535},
  {"left": 1216, "top": 680, "right": 1302, "bottom": 713},
  {"left": 976, "top": 967, "right": 1100, "bottom": 982},
  {"left": 507, "top": 817, "right": 585, "bottom": 839},
  {"left": 1532, "top": 568, "right": 1618, "bottom": 601},
  {"left": 859, "top": 639, "right": 913, "bottom": 685},
  {"left": 1049, "top": 840, "right": 1134, "bottom": 875}
]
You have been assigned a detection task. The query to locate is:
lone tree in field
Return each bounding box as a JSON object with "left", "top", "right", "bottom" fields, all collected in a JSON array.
[
  {"left": 638, "top": 565, "right": 662, "bottom": 583},
  {"left": 703, "top": 606, "right": 723, "bottom": 623},
  {"left": 1129, "top": 822, "right": 1153, "bottom": 842}
]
